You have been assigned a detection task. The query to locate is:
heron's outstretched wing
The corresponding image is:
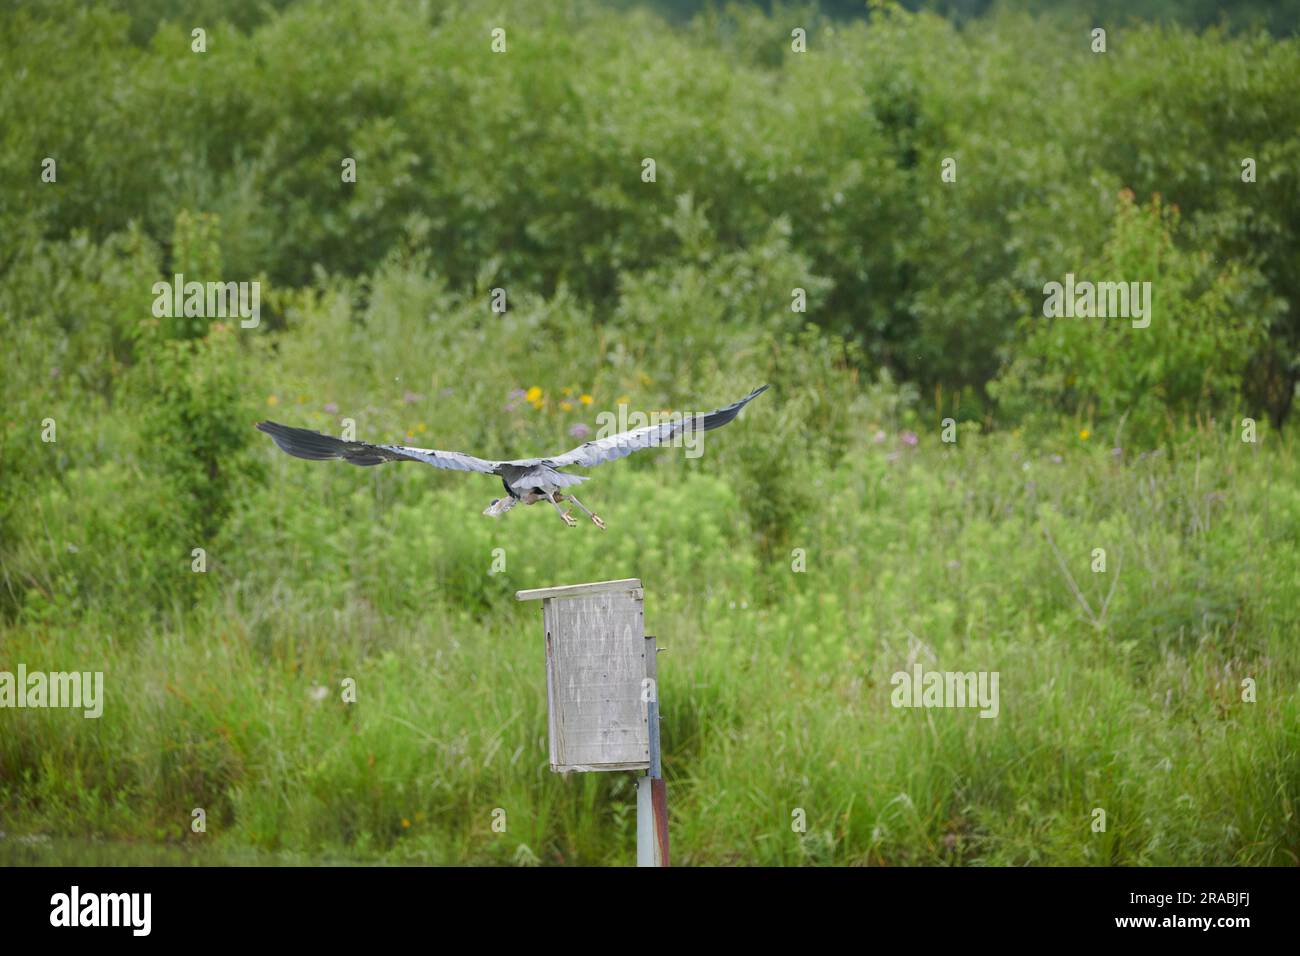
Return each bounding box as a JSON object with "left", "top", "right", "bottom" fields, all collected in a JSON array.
[
  {"left": 255, "top": 421, "right": 500, "bottom": 474},
  {"left": 521, "top": 384, "right": 769, "bottom": 470}
]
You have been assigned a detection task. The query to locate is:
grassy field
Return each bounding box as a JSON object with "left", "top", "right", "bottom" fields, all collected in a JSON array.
[{"left": 5, "top": 415, "right": 1297, "bottom": 864}]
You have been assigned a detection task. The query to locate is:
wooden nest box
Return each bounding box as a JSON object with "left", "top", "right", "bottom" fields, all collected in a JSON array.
[{"left": 516, "top": 578, "right": 653, "bottom": 774}]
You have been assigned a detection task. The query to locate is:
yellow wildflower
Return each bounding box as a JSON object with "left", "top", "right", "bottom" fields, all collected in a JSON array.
[
  {"left": 525, "top": 386, "right": 542, "bottom": 403},
  {"left": 1079, "top": 429, "right": 1090, "bottom": 440},
  {"left": 560, "top": 401, "right": 573, "bottom": 412},
  {"left": 266, "top": 395, "right": 279, "bottom": 407},
  {"left": 580, "top": 394, "right": 593, "bottom": 406}
]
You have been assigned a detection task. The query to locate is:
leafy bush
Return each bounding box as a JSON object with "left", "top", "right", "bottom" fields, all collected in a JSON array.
[{"left": 990, "top": 194, "right": 1270, "bottom": 445}]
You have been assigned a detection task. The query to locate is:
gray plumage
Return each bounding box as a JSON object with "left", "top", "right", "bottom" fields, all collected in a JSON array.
[{"left": 256, "top": 384, "right": 768, "bottom": 528}]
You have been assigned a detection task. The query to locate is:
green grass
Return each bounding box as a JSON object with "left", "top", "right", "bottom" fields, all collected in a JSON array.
[{"left": 4, "top": 425, "right": 1297, "bottom": 865}]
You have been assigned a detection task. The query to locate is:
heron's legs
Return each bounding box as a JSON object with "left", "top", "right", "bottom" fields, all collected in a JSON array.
[
  {"left": 563, "top": 493, "right": 605, "bottom": 530},
  {"left": 548, "top": 494, "right": 577, "bottom": 527}
]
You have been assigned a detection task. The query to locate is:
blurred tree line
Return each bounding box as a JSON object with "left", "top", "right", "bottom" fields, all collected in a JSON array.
[
  {"left": 3, "top": 0, "right": 1296, "bottom": 436},
  {"left": 637, "top": 0, "right": 1299, "bottom": 35}
]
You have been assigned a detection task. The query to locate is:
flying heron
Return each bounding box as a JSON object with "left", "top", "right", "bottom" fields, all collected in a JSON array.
[{"left": 256, "top": 385, "right": 768, "bottom": 529}]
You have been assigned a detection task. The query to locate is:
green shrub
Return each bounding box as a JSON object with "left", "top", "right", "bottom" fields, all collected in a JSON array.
[{"left": 989, "top": 194, "right": 1270, "bottom": 446}]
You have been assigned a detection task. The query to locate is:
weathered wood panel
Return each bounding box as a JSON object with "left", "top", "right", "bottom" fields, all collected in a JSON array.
[
  {"left": 541, "top": 587, "right": 649, "bottom": 772},
  {"left": 516, "top": 578, "right": 642, "bottom": 603}
]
